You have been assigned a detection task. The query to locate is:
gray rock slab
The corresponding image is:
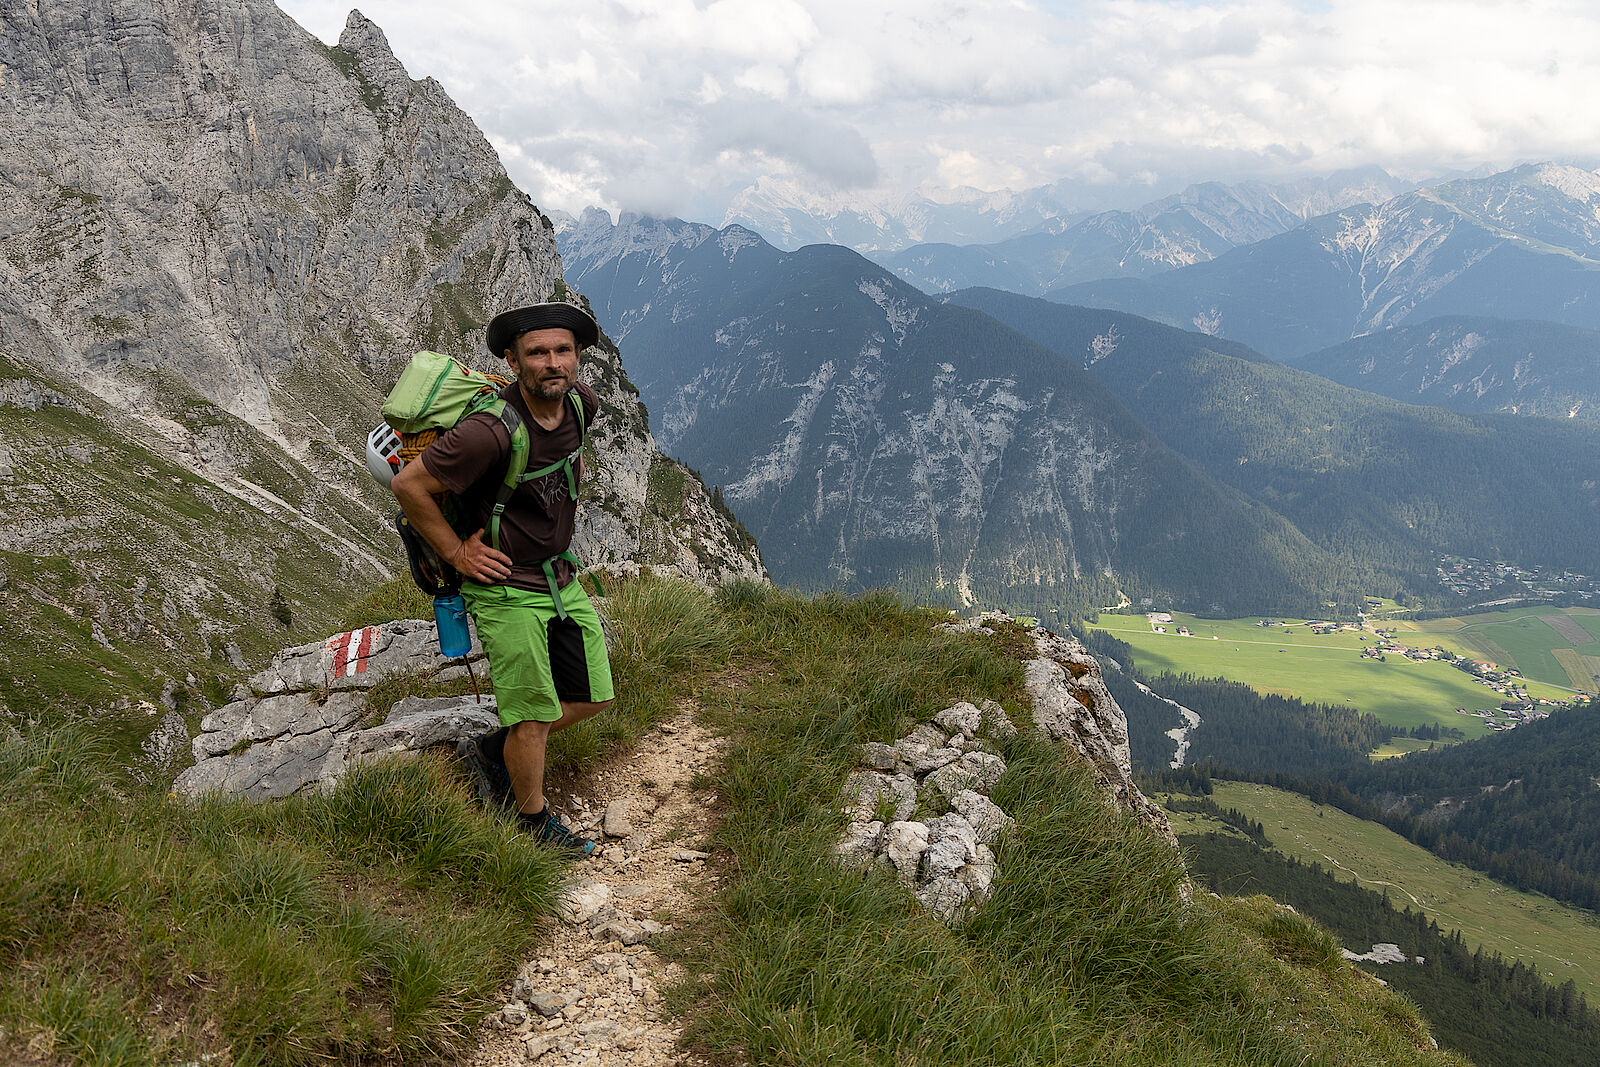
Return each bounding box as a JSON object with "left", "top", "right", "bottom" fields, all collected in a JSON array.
[
  {"left": 951, "top": 790, "right": 1015, "bottom": 844},
  {"left": 842, "top": 770, "right": 916, "bottom": 822},
  {"left": 602, "top": 799, "right": 634, "bottom": 838},
  {"left": 857, "top": 741, "right": 898, "bottom": 770},
  {"left": 922, "top": 814, "right": 980, "bottom": 880},
  {"left": 921, "top": 752, "right": 1005, "bottom": 803},
  {"left": 932, "top": 701, "right": 982, "bottom": 738},
  {"left": 880, "top": 820, "right": 929, "bottom": 884},
  {"left": 915, "top": 876, "right": 973, "bottom": 920},
  {"left": 977, "top": 698, "right": 1018, "bottom": 740},
  {"left": 174, "top": 694, "right": 498, "bottom": 799},
  {"left": 908, "top": 745, "right": 963, "bottom": 775},
  {"left": 836, "top": 820, "right": 884, "bottom": 868}
]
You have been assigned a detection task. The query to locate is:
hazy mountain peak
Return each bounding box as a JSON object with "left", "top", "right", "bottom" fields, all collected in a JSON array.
[{"left": 1527, "top": 162, "right": 1600, "bottom": 203}]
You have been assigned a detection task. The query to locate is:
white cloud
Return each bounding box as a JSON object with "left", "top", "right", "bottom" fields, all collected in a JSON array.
[{"left": 279, "top": 0, "right": 1600, "bottom": 220}]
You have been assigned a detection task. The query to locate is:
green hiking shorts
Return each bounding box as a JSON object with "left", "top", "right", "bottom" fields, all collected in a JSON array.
[{"left": 461, "top": 579, "right": 614, "bottom": 725}]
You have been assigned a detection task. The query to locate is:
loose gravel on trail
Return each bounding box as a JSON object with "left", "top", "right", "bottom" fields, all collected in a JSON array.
[{"left": 469, "top": 709, "right": 723, "bottom": 1067}]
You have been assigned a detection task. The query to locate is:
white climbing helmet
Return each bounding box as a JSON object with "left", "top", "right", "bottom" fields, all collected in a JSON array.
[{"left": 365, "top": 422, "right": 403, "bottom": 487}]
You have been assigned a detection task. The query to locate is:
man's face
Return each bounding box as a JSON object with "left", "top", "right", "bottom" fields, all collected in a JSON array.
[{"left": 506, "top": 327, "right": 579, "bottom": 402}]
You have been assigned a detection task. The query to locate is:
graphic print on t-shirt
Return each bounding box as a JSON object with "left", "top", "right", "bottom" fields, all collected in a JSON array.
[{"left": 528, "top": 465, "right": 569, "bottom": 514}]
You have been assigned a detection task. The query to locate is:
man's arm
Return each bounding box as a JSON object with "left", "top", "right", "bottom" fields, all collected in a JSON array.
[{"left": 391, "top": 461, "right": 513, "bottom": 584}]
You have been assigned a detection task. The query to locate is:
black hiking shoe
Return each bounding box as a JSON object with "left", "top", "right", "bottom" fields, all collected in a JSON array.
[
  {"left": 519, "top": 807, "right": 598, "bottom": 858},
  {"left": 456, "top": 735, "right": 514, "bottom": 810}
]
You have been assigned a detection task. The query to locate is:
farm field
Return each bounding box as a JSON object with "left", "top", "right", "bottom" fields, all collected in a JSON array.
[
  {"left": 1162, "top": 781, "right": 1600, "bottom": 1002},
  {"left": 1403, "top": 607, "right": 1600, "bottom": 692},
  {"left": 1085, "top": 612, "right": 1573, "bottom": 738}
]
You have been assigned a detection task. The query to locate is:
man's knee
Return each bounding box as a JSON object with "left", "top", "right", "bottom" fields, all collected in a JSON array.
[{"left": 510, "top": 718, "right": 554, "bottom": 742}]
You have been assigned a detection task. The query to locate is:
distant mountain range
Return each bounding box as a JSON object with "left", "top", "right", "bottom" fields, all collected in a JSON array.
[
  {"left": 1050, "top": 164, "right": 1600, "bottom": 359},
  {"left": 558, "top": 210, "right": 1353, "bottom": 617},
  {"left": 1292, "top": 317, "right": 1600, "bottom": 421},
  {"left": 715, "top": 175, "right": 1088, "bottom": 253},
  {"left": 879, "top": 168, "right": 1415, "bottom": 296}
]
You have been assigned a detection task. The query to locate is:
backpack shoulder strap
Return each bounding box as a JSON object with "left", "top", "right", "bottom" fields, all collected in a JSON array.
[{"left": 467, "top": 391, "right": 531, "bottom": 553}]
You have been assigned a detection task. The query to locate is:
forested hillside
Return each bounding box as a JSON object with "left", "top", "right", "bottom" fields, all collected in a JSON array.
[
  {"left": 1182, "top": 829, "right": 1600, "bottom": 1067},
  {"left": 949, "top": 288, "right": 1600, "bottom": 591},
  {"left": 1294, "top": 316, "right": 1600, "bottom": 421},
  {"left": 559, "top": 213, "right": 1361, "bottom": 618},
  {"left": 1322, "top": 705, "right": 1600, "bottom": 910}
]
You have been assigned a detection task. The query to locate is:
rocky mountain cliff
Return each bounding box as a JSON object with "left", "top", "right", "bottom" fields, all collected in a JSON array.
[
  {"left": 0, "top": 1, "right": 762, "bottom": 724},
  {"left": 1052, "top": 163, "right": 1600, "bottom": 358},
  {"left": 558, "top": 210, "right": 1349, "bottom": 618},
  {"left": 947, "top": 288, "right": 1600, "bottom": 587}
]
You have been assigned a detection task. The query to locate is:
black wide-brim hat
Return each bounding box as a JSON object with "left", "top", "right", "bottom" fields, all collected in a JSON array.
[{"left": 486, "top": 302, "right": 599, "bottom": 356}]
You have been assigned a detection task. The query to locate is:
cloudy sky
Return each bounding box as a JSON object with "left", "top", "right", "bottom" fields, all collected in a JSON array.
[{"left": 281, "top": 0, "right": 1600, "bottom": 224}]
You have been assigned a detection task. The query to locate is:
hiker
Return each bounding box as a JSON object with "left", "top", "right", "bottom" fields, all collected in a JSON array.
[{"left": 391, "top": 301, "right": 613, "bottom": 855}]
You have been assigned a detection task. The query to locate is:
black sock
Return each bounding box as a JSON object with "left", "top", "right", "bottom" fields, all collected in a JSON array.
[
  {"left": 516, "top": 805, "right": 550, "bottom": 828},
  {"left": 481, "top": 726, "right": 510, "bottom": 764}
]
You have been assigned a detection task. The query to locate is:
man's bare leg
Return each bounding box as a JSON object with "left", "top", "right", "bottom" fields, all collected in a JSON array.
[{"left": 504, "top": 699, "right": 612, "bottom": 815}]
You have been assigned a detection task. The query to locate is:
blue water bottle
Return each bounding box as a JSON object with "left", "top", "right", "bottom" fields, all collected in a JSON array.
[{"left": 433, "top": 593, "right": 471, "bottom": 658}]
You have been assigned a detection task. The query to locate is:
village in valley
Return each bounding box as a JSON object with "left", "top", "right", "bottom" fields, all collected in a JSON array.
[
  {"left": 1437, "top": 555, "right": 1600, "bottom": 604},
  {"left": 1141, "top": 606, "right": 1585, "bottom": 733}
]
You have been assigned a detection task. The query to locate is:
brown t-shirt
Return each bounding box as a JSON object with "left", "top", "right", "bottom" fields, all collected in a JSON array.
[{"left": 420, "top": 380, "right": 599, "bottom": 592}]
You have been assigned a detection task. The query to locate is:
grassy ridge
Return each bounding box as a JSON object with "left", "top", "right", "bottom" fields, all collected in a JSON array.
[
  {"left": 681, "top": 584, "right": 1464, "bottom": 1066},
  {"left": 0, "top": 574, "right": 731, "bottom": 1064},
  {"left": 6, "top": 577, "right": 1474, "bottom": 1064},
  {"left": 0, "top": 733, "right": 566, "bottom": 1065}
]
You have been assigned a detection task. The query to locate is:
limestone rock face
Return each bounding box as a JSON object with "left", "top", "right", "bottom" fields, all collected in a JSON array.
[
  {"left": 0, "top": 1, "right": 763, "bottom": 719},
  {"left": 1022, "top": 623, "right": 1174, "bottom": 844}
]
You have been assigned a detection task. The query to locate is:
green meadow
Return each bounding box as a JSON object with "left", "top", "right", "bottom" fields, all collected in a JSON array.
[
  {"left": 1403, "top": 607, "right": 1600, "bottom": 692},
  {"left": 1162, "top": 782, "right": 1600, "bottom": 1003},
  {"left": 1086, "top": 612, "right": 1575, "bottom": 739}
]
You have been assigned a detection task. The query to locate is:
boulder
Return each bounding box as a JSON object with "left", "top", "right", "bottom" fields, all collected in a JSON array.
[
  {"left": 951, "top": 789, "right": 1015, "bottom": 844},
  {"left": 932, "top": 701, "right": 983, "bottom": 738}
]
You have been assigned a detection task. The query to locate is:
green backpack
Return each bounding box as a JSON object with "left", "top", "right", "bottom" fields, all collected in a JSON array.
[{"left": 381, "top": 351, "right": 597, "bottom": 616}]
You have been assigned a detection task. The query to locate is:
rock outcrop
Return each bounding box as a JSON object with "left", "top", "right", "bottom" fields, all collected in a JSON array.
[
  {"left": 838, "top": 614, "right": 1174, "bottom": 920},
  {"left": 173, "top": 618, "right": 499, "bottom": 799},
  {"left": 836, "top": 697, "right": 1017, "bottom": 920}
]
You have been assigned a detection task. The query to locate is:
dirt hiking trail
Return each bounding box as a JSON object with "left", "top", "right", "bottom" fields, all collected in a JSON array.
[{"left": 469, "top": 707, "right": 726, "bottom": 1067}]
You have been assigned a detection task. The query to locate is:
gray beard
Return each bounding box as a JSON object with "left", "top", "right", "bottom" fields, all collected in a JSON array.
[{"left": 526, "top": 373, "right": 573, "bottom": 402}]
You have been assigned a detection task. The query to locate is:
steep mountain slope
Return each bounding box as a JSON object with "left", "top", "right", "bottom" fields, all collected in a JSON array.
[
  {"left": 1294, "top": 316, "right": 1600, "bottom": 421},
  {"left": 947, "top": 288, "right": 1600, "bottom": 586},
  {"left": 0, "top": 2, "right": 760, "bottom": 720},
  {"left": 1051, "top": 164, "right": 1600, "bottom": 358},
  {"left": 883, "top": 168, "right": 1413, "bottom": 295},
  {"left": 559, "top": 211, "right": 1356, "bottom": 617}
]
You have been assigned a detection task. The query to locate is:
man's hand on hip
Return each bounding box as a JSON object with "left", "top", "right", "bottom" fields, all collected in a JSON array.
[{"left": 452, "top": 528, "right": 513, "bottom": 584}]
